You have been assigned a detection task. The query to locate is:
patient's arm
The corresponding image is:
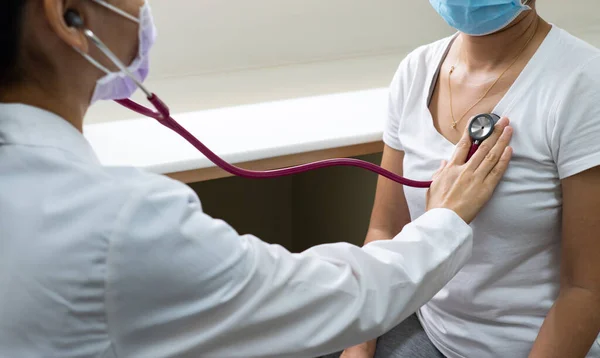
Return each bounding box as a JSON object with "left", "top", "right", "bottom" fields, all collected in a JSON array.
[
  {"left": 529, "top": 166, "right": 600, "bottom": 358},
  {"left": 341, "top": 145, "right": 412, "bottom": 358}
]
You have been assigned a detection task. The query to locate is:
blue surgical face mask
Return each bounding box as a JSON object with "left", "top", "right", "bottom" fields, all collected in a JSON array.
[{"left": 429, "top": 0, "right": 532, "bottom": 36}]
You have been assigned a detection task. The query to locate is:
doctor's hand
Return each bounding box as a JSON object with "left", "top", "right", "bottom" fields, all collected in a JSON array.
[{"left": 426, "top": 117, "right": 513, "bottom": 224}]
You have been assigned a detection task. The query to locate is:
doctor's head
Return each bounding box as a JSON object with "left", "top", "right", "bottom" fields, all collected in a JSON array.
[
  {"left": 0, "top": 0, "right": 152, "bottom": 126},
  {"left": 429, "top": 0, "right": 537, "bottom": 37}
]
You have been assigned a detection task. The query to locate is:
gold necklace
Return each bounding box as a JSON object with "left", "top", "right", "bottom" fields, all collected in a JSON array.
[{"left": 448, "top": 19, "right": 539, "bottom": 130}]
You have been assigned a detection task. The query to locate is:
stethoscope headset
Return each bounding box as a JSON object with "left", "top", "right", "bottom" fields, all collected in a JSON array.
[{"left": 64, "top": 9, "right": 498, "bottom": 188}]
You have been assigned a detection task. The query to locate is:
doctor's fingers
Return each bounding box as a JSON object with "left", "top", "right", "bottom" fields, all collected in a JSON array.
[
  {"left": 431, "top": 160, "right": 449, "bottom": 181},
  {"left": 449, "top": 126, "right": 473, "bottom": 165},
  {"left": 465, "top": 117, "right": 510, "bottom": 172},
  {"left": 483, "top": 146, "right": 513, "bottom": 187},
  {"left": 471, "top": 125, "right": 513, "bottom": 178}
]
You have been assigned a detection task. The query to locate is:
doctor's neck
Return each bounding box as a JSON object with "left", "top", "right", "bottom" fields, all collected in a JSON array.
[
  {"left": 458, "top": 8, "right": 549, "bottom": 71},
  {"left": 0, "top": 81, "right": 90, "bottom": 132},
  {"left": 0, "top": 0, "right": 96, "bottom": 133}
]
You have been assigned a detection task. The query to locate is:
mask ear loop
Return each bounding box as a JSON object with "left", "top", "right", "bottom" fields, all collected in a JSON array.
[
  {"left": 64, "top": 8, "right": 170, "bottom": 123},
  {"left": 90, "top": 0, "right": 140, "bottom": 23},
  {"left": 76, "top": 29, "right": 174, "bottom": 127},
  {"left": 67, "top": 22, "right": 171, "bottom": 126},
  {"left": 79, "top": 29, "right": 152, "bottom": 99},
  {"left": 64, "top": 4, "right": 171, "bottom": 124}
]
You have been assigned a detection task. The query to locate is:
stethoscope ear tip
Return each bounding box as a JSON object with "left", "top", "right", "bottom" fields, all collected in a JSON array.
[{"left": 64, "top": 10, "right": 85, "bottom": 29}]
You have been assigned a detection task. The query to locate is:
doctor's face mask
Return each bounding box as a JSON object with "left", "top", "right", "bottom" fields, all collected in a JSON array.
[
  {"left": 429, "top": 0, "right": 533, "bottom": 36},
  {"left": 74, "top": 0, "right": 157, "bottom": 103}
]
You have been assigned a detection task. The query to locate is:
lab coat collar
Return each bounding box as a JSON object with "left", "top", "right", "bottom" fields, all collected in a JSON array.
[{"left": 0, "top": 103, "right": 100, "bottom": 165}]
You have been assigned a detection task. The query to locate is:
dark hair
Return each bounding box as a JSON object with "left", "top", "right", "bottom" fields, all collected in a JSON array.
[{"left": 0, "top": 0, "right": 27, "bottom": 88}]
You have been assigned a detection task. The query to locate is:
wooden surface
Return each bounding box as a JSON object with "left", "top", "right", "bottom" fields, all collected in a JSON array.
[{"left": 167, "top": 141, "right": 384, "bottom": 183}]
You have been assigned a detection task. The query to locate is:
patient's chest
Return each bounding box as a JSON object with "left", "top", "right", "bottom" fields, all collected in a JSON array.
[{"left": 399, "top": 106, "right": 562, "bottom": 249}]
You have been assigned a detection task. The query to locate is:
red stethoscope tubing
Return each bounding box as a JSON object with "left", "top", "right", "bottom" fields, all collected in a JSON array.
[
  {"left": 467, "top": 143, "right": 480, "bottom": 161},
  {"left": 116, "top": 95, "right": 434, "bottom": 188}
]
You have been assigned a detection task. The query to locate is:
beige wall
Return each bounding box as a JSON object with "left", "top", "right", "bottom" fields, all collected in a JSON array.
[{"left": 86, "top": 1, "right": 600, "bottom": 124}]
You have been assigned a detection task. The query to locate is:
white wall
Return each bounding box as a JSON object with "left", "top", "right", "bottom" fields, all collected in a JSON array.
[{"left": 86, "top": 0, "right": 600, "bottom": 124}]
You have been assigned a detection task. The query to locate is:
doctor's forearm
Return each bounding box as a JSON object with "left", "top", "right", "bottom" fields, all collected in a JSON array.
[{"left": 529, "top": 288, "right": 600, "bottom": 358}]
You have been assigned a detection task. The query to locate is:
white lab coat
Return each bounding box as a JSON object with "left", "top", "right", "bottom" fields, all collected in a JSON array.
[{"left": 0, "top": 103, "right": 472, "bottom": 358}]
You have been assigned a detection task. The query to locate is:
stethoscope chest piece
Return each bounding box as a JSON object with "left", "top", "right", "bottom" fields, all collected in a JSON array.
[{"left": 468, "top": 113, "right": 500, "bottom": 144}]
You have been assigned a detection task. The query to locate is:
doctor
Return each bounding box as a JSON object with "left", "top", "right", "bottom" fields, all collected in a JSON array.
[{"left": 0, "top": 0, "right": 513, "bottom": 357}]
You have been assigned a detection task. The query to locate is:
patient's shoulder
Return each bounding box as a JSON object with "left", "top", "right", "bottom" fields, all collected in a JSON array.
[
  {"left": 546, "top": 27, "right": 600, "bottom": 71},
  {"left": 409, "top": 36, "right": 455, "bottom": 62},
  {"left": 394, "top": 36, "right": 454, "bottom": 74},
  {"left": 389, "top": 35, "right": 454, "bottom": 94},
  {"left": 544, "top": 27, "right": 600, "bottom": 99}
]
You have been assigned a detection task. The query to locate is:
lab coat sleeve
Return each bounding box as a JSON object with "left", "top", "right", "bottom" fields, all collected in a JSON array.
[{"left": 105, "top": 177, "right": 472, "bottom": 358}]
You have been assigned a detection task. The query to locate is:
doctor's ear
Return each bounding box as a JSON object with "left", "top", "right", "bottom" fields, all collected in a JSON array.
[{"left": 43, "top": 0, "right": 89, "bottom": 53}]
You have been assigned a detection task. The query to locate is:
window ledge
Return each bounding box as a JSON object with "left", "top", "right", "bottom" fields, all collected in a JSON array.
[{"left": 84, "top": 87, "right": 388, "bottom": 182}]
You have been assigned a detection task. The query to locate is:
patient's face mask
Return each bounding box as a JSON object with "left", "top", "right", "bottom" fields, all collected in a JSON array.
[
  {"left": 429, "top": 0, "right": 532, "bottom": 36},
  {"left": 78, "top": 0, "right": 157, "bottom": 103}
]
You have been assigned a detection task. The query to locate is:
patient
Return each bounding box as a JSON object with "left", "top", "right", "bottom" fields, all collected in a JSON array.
[{"left": 326, "top": 0, "right": 600, "bottom": 357}]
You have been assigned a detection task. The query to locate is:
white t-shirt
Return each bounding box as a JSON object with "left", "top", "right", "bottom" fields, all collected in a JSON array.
[{"left": 384, "top": 26, "right": 600, "bottom": 358}]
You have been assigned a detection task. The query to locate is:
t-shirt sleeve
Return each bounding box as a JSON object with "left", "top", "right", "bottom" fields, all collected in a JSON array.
[
  {"left": 552, "top": 55, "right": 600, "bottom": 179},
  {"left": 383, "top": 59, "right": 409, "bottom": 151}
]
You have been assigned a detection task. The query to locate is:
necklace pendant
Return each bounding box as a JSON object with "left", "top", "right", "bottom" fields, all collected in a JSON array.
[{"left": 451, "top": 122, "right": 457, "bottom": 129}]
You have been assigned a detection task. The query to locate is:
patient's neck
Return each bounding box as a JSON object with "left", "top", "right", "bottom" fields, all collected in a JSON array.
[{"left": 459, "top": 11, "right": 545, "bottom": 72}]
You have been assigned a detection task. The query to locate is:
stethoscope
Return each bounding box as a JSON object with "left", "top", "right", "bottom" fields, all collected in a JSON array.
[
  {"left": 466, "top": 113, "right": 500, "bottom": 160},
  {"left": 66, "top": 10, "right": 498, "bottom": 189}
]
